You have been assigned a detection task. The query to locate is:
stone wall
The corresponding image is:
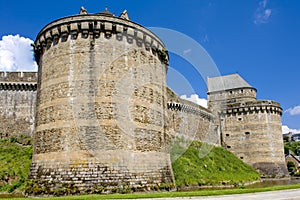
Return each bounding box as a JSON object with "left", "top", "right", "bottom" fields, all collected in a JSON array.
[
  {"left": 221, "top": 100, "right": 289, "bottom": 177},
  {"left": 0, "top": 72, "right": 37, "bottom": 137},
  {"left": 208, "top": 87, "right": 257, "bottom": 114},
  {"left": 166, "top": 88, "right": 218, "bottom": 145},
  {"left": 30, "top": 12, "right": 174, "bottom": 194}
]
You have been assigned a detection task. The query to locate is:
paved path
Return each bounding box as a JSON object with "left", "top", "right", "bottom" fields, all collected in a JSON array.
[{"left": 137, "top": 189, "right": 300, "bottom": 200}]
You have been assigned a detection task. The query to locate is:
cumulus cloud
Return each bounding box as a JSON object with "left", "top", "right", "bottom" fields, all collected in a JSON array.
[
  {"left": 0, "top": 35, "right": 37, "bottom": 71},
  {"left": 286, "top": 105, "right": 300, "bottom": 116},
  {"left": 180, "top": 94, "right": 208, "bottom": 108},
  {"left": 254, "top": 0, "right": 272, "bottom": 24},
  {"left": 282, "top": 125, "right": 300, "bottom": 134}
]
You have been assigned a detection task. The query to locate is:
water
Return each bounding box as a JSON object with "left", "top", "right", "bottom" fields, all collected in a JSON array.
[{"left": 246, "top": 178, "right": 300, "bottom": 188}]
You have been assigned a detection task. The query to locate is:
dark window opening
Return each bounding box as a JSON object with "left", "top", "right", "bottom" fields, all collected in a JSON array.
[
  {"left": 227, "top": 145, "right": 231, "bottom": 149},
  {"left": 240, "top": 157, "right": 244, "bottom": 159},
  {"left": 226, "top": 134, "right": 229, "bottom": 137},
  {"left": 238, "top": 118, "right": 242, "bottom": 121},
  {"left": 245, "top": 132, "right": 250, "bottom": 135}
]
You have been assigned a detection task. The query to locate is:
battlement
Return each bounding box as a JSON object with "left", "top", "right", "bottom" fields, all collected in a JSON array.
[
  {"left": 223, "top": 100, "right": 282, "bottom": 116},
  {"left": 167, "top": 101, "right": 215, "bottom": 120},
  {"left": 0, "top": 72, "right": 37, "bottom": 91},
  {"left": 34, "top": 14, "right": 168, "bottom": 64},
  {"left": 0, "top": 72, "right": 37, "bottom": 82}
]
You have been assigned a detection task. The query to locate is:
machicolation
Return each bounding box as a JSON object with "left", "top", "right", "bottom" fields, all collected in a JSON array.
[{"left": 0, "top": 7, "right": 289, "bottom": 195}]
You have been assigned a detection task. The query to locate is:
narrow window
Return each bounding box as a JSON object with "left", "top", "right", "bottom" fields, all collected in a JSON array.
[
  {"left": 226, "top": 134, "right": 229, "bottom": 137},
  {"left": 227, "top": 145, "right": 231, "bottom": 149},
  {"left": 240, "top": 157, "right": 244, "bottom": 159},
  {"left": 245, "top": 132, "right": 250, "bottom": 135}
]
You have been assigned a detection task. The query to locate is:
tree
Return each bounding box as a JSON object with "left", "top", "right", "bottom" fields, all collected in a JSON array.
[{"left": 287, "top": 161, "right": 295, "bottom": 173}]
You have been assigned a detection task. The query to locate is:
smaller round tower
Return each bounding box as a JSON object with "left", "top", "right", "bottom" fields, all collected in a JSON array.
[{"left": 207, "top": 74, "right": 289, "bottom": 177}]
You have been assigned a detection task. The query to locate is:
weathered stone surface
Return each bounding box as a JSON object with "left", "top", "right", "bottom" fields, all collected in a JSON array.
[
  {"left": 207, "top": 74, "right": 289, "bottom": 178},
  {"left": 0, "top": 72, "right": 37, "bottom": 136},
  {"left": 166, "top": 88, "right": 218, "bottom": 145},
  {"left": 30, "top": 12, "right": 174, "bottom": 193},
  {"left": 0, "top": 11, "right": 289, "bottom": 195}
]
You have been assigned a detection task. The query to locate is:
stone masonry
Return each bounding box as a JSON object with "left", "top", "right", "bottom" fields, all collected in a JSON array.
[
  {"left": 0, "top": 72, "right": 37, "bottom": 137},
  {"left": 207, "top": 74, "right": 289, "bottom": 177},
  {"left": 0, "top": 7, "right": 289, "bottom": 195},
  {"left": 29, "top": 8, "right": 174, "bottom": 193}
]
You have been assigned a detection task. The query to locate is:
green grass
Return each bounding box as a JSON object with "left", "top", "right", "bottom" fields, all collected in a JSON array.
[
  {"left": 171, "top": 141, "right": 261, "bottom": 187},
  {"left": 3, "top": 183, "right": 300, "bottom": 199},
  {"left": 0, "top": 136, "right": 32, "bottom": 193}
]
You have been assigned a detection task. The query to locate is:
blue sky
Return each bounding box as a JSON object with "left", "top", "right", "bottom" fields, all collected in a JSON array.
[{"left": 0, "top": 0, "right": 299, "bottom": 132}]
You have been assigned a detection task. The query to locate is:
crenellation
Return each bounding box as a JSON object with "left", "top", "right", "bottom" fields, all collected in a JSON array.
[
  {"left": 0, "top": 8, "right": 289, "bottom": 196},
  {"left": 208, "top": 74, "right": 288, "bottom": 178},
  {"left": 34, "top": 15, "right": 168, "bottom": 65}
]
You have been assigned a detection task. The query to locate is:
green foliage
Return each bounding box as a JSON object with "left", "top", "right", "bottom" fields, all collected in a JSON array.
[
  {"left": 284, "top": 139, "right": 300, "bottom": 156},
  {"left": 0, "top": 135, "right": 32, "bottom": 193},
  {"left": 171, "top": 141, "right": 260, "bottom": 187},
  {"left": 287, "top": 161, "right": 295, "bottom": 173}
]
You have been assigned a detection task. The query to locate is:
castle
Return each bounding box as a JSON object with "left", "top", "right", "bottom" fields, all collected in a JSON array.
[{"left": 0, "top": 8, "right": 288, "bottom": 193}]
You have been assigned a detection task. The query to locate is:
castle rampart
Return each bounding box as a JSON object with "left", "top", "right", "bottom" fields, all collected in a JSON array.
[
  {"left": 166, "top": 88, "right": 218, "bottom": 145},
  {"left": 0, "top": 9, "right": 290, "bottom": 195},
  {"left": 0, "top": 72, "right": 37, "bottom": 136}
]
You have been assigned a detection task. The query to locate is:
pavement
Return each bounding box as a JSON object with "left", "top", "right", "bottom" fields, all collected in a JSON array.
[{"left": 136, "top": 189, "right": 300, "bottom": 200}]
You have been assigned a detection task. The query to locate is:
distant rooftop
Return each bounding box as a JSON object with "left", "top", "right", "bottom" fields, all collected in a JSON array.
[{"left": 207, "top": 74, "right": 254, "bottom": 93}]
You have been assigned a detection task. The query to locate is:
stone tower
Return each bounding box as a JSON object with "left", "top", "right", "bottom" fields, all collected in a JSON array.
[
  {"left": 207, "top": 74, "right": 289, "bottom": 177},
  {"left": 29, "top": 8, "right": 174, "bottom": 193}
]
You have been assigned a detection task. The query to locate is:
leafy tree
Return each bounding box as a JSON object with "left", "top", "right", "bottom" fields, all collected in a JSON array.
[{"left": 287, "top": 161, "right": 295, "bottom": 172}]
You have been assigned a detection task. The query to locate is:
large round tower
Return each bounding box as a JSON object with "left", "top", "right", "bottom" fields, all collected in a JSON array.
[
  {"left": 207, "top": 74, "right": 288, "bottom": 178},
  {"left": 29, "top": 8, "right": 174, "bottom": 194}
]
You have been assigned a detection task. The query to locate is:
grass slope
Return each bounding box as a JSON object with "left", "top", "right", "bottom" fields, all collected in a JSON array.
[
  {"left": 4, "top": 183, "right": 300, "bottom": 200},
  {"left": 0, "top": 137, "right": 259, "bottom": 194},
  {"left": 0, "top": 136, "right": 32, "bottom": 193},
  {"left": 171, "top": 141, "right": 260, "bottom": 187}
]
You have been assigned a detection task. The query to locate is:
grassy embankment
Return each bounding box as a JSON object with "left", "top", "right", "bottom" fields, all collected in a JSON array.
[
  {"left": 171, "top": 141, "right": 260, "bottom": 187},
  {"left": 0, "top": 135, "right": 32, "bottom": 193},
  {"left": 0, "top": 137, "right": 284, "bottom": 199}
]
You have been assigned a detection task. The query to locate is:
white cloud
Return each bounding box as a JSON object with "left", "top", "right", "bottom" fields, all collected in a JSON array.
[
  {"left": 286, "top": 105, "right": 300, "bottom": 116},
  {"left": 0, "top": 35, "right": 37, "bottom": 71},
  {"left": 282, "top": 125, "right": 300, "bottom": 134},
  {"left": 254, "top": 0, "right": 272, "bottom": 24},
  {"left": 180, "top": 94, "right": 208, "bottom": 108}
]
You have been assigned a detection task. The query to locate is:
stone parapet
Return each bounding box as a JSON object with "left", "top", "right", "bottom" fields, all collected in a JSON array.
[
  {"left": 34, "top": 14, "right": 168, "bottom": 65},
  {"left": 0, "top": 71, "right": 37, "bottom": 83},
  {"left": 224, "top": 100, "right": 282, "bottom": 116}
]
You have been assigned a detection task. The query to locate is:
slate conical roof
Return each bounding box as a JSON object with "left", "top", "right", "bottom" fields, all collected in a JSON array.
[{"left": 207, "top": 74, "right": 254, "bottom": 93}]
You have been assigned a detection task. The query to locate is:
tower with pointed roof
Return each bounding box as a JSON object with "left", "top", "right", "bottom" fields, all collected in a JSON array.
[{"left": 207, "top": 74, "right": 289, "bottom": 177}]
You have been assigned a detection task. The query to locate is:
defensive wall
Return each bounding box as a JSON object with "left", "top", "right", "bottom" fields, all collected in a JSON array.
[
  {"left": 166, "top": 88, "right": 218, "bottom": 145},
  {"left": 0, "top": 8, "right": 289, "bottom": 194},
  {"left": 0, "top": 72, "right": 37, "bottom": 137}
]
